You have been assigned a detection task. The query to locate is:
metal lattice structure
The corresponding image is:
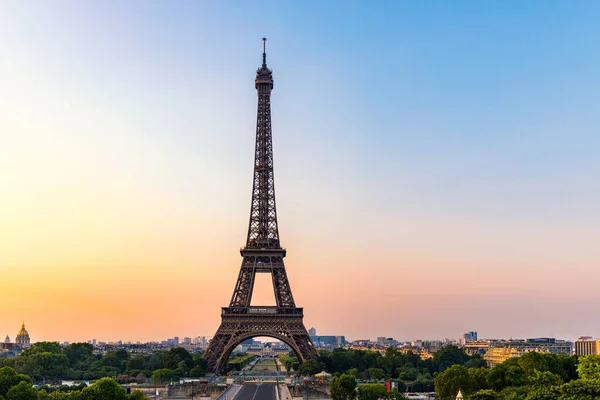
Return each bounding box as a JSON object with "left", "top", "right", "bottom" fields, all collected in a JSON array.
[{"left": 203, "top": 39, "right": 318, "bottom": 374}]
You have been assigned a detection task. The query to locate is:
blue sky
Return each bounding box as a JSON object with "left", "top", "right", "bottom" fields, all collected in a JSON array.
[{"left": 1, "top": 1, "right": 600, "bottom": 341}]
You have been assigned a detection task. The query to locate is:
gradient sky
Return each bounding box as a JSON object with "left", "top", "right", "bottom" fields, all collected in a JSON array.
[{"left": 1, "top": 1, "right": 600, "bottom": 344}]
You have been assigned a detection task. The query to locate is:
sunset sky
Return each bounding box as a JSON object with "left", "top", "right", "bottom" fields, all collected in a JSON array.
[{"left": 1, "top": 1, "right": 599, "bottom": 343}]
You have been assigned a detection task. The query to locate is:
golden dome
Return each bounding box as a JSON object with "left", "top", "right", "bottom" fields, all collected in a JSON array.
[
  {"left": 15, "top": 322, "right": 30, "bottom": 346},
  {"left": 17, "top": 322, "right": 29, "bottom": 337}
]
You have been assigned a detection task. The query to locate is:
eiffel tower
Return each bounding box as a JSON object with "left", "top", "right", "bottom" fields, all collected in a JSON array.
[{"left": 203, "top": 39, "right": 318, "bottom": 373}]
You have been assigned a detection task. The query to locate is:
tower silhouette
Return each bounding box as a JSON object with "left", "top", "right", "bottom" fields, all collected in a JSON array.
[{"left": 203, "top": 39, "right": 317, "bottom": 373}]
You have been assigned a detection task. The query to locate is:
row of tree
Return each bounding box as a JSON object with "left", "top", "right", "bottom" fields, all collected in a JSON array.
[
  {"left": 329, "top": 353, "right": 600, "bottom": 400},
  {"left": 330, "top": 374, "right": 408, "bottom": 400},
  {"left": 287, "top": 346, "right": 484, "bottom": 391},
  {"left": 434, "top": 352, "right": 600, "bottom": 399},
  {"left": 0, "top": 367, "right": 146, "bottom": 400},
  {"left": 227, "top": 355, "right": 256, "bottom": 372},
  {"left": 0, "top": 342, "right": 207, "bottom": 384}
]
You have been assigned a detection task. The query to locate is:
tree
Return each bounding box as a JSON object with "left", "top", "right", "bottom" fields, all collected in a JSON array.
[
  {"left": 298, "top": 360, "right": 322, "bottom": 377},
  {"left": 433, "top": 346, "right": 470, "bottom": 373},
  {"left": 366, "top": 368, "right": 386, "bottom": 381},
  {"left": 347, "top": 368, "right": 359, "bottom": 377},
  {"left": 80, "top": 377, "right": 127, "bottom": 400},
  {"left": 101, "top": 354, "right": 124, "bottom": 371},
  {"left": 283, "top": 357, "right": 299, "bottom": 373},
  {"left": 505, "top": 365, "right": 527, "bottom": 388},
  {"left": 151, "top": 369, "right": 173, "bottom": 385},
  {"left": 129, "top": 390, "right": 147, "bottom": 400},
  {"left": 357, "top": 384, "right": 386, "bottom": 400},
  {"left": 486, "top": 362, "right": 527, "bottom": 392},
  {"left": 396, "top": 367, "right": 419, "bottom": 382},
  {"left": 21, "top": 343, "right": 61, "bottom": 356},
  {"left": 146, "top": 352, "right": 164, "bottom": 372},
  {"left": 0, "top": 367, "right": 32, "bottom": 397},
  {"left": 5, "top": 382, "right": 37, "bottom": 400},
  {"left": 135, "top": 372, "right": 147, "bottom": 384},
  {"left": 22, "top": 352, "right": 69, "bottom": 383},
  {"left": 528, "top": 370, "right": 562, "bottom": 388},
  {"left": 517, "top": 352, "right": 562, "bottom": 378},
  {"left": 46, "top": 391, "right": 83, "bottom": 400},
  {"left": 464, "top": 357, "right": 487, "bottom": 369},
  {"left": 189, "top": 366, "right": 205, "bottom": 378},
  {"left": 557, "top": 379, "right": 600, "bottom": 399},
  {"left": 577, "top": 355, "right": 600, "bottom": 381},
  {"left": 163, "top": 348, "right": 193, "bottom": 370},
  {"left": 63, "top": 344, "right": 94, "bottom": 369},
  {"left": 389, "top": 388, "right": 406, "bottom": 400},
  {"left": 330, "top": 373, "right": 356, "bottom": 400},
  {"left": 470, "top": 389, "right": 497, "bottom": 400},
  {"left": 557, "top": 354, "right": 579, "bottom": 382},
  {"left": 468, "top": 367, "right": 489, "bottom": 392},
  {"left": 175, "top": 361, "right": 189, "bottom": 378},
  {"left": 496, "top": 386, "right": 528, "bottom": 400},
  {"left": 35, "top": 390, "right": 49, "bottom": 400},
  {"left": 126, "top": 356, "right": 148, "bottom": 372},
  {"left": 526, "top": 386, "right": 559, "bottom": 400},
  {"left": 434, "top": 364, "right": 472, "bottom": 400},
  {"left": 112, "top": 350, "right": 130, "bottom": 363}
]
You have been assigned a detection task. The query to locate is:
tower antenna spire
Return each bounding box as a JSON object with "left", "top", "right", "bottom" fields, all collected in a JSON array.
[{"left": 262, "top": 37, "right": 267, "bottom": 67}]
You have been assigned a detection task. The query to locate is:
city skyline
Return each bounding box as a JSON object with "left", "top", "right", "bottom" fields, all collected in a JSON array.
[
  {"left": 2, "top": 1, "right": 600, "bottom": 343},
  {"left": 1, "top": 321, "right": 595, "bottom": 347}
]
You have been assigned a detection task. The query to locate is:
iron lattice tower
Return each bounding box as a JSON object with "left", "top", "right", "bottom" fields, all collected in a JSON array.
[{"left": 203, "top": 39, "right": 318, "bottom": 373}]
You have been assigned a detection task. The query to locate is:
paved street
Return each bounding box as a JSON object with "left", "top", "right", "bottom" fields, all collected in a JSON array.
[{"left": 236, "top": 384, "right": 276, "bottom": 400}]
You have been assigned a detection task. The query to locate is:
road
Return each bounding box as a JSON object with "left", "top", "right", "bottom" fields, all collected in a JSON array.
[{"left": 236, "top": 384, "right": 276, "bottom": 400}]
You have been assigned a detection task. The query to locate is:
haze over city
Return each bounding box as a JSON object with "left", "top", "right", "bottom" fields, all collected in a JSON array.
[{"left": 1, "top": 1, "right": 600, "bottom": 344}]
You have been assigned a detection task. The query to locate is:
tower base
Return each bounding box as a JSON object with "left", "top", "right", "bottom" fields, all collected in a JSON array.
[{"left": 204, "top": 307, "right": 318, "bottom": 373}]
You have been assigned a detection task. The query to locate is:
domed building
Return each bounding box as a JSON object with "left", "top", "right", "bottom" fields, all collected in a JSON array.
[{"left": 15, "top": 322, "right": 30, "bottom": 349}]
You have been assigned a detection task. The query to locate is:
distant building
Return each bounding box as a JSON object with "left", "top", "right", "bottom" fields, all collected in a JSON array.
[
  {"left": 400, "top": 348, "right": 434, "bottom": 360},
  {"left": 308, "top": 327, "right": 317, "bottom": 336},
  {"left": 422, "top": 340, "right": 444, "bottom": 353},
  {"left": 463, "top": 331, "right": 477, "bottom": 343},
  {"left": 311, "top": 335, "right": 346, "bottom": 348},
  {"left": 376, "top": 337, "right": 397, "bottom": 346},
  {"left": 575, "top": 337, "right": 600, "bottom": 356},
  {"left": 246, "top": 342, "right": 290, "bottom": 356},
  {"left": 463, "top": 340, "right": 494, "bottom": 356},
  {"left": 483, "top": 347, "right": 524, "bottom": 367},
  {"left": 483, "top": 338, "right": 572, "bottom": 367},
  {"left": 1, "top": 322, "right": 30, "bottom": 357},
  {"left": 1, "top": 334, "right": 16, "bottom": 352},
  {"left": 15, "top": 323, "right": 31, "bottom": 349},
  {"left": 193, "top": 336, "right": 208, "bottom": 345}
]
